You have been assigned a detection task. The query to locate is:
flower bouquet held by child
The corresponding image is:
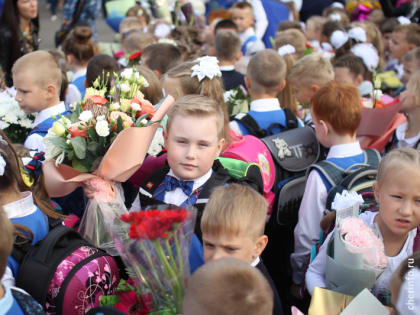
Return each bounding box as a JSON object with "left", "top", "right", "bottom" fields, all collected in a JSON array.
[
  {"left": 109, "top": 206, "right": 196, "bottom": 315},
  {"left": 325, "top": 191, "right": 388, "bottom": 296},
  {"left": 42, "top": 68, "right": 175, "bottom": 255}
]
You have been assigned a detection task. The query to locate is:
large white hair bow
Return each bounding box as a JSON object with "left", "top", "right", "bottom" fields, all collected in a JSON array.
[
  {"left": 351, "top": 43, "right": 379, "bottom": 72},
  {"left": 277, "top": 44, "right": 296, "bottom": 57},
  {"left": 348, "top": 27, "right": 367, "bottom": 43},
  {"left": 191, "top": 56, "right": 222, "bottom": 82},
  {"left": 330, "top": 30, "right": 349, "bottom": 49}
]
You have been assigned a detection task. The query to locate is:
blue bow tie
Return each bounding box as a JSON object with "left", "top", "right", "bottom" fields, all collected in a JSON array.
[{"left": 164, "top": 175, "right": 194, "bottom": 196}]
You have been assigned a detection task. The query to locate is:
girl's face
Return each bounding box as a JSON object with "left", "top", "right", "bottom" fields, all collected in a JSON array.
[
  {"left": 374, "top": 163, "right": 420, "bottom": 239},
  {"left": 17, "top": 0, "right": 38, "bottom": 21}
]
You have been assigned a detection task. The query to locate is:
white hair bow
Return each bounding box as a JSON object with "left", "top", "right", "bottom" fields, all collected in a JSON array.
[
  {"left": 191, "top": 56, "right": 222, "bottom": 82},
  {"left": 329, "top": 13, "right": 342, "bottom": 21},
  {"left": 277, "top": 44, "right": 296, "bottom": 57},
  {"left": 397, "top": 16, "right": 411, "bottom": 25},
  {"left": 351, "top": 43, "right": 379, "bottom": 72},
  {"left": 330, "top": 30, "right": 349, "bottom": 49},
  {"left": 348, "top": 27, "right": 367, "bottom": 43},
  {"left": 0, "top": 154, "right": 5, "bottom": 176}
]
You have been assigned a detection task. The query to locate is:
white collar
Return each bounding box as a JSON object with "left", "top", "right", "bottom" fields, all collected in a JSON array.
[
  {"left": 396, "top": 122, "right": 420, "bottom": 143},
  {"left": 220, "top": 65, "right": 236, "bottom": 71},
  {"left": 72, "top": 68, "right": 87, "bottom": 81},
  {"left": 250, "top": 98, "right": 281, "bottom": 112},
  {"left": 167, "top": 168, "right": 213, "bottom": 193},
  {"left": 0, "top": 285, "right": 13, "bottom": 312},
  {"left": 327, "top": 141, "right": 363, "bottom": 159},
  {"left": 251, "top": 256, "right": 261, "bottom": 267},
  {"left": 3, "top": 191, "right": 37, "bottom": 219},
  {"left": 33, "top": 102, "right": 66, "bottom": 127},
  {"left": 240, "top": 27, "right": 256, "bottom": 42}
]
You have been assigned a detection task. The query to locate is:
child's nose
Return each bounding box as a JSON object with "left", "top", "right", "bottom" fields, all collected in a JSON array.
[
  {"left": 185, "top": 145, "right": 197, "bottom": 159},
  {"left": 399, "top": 200, "right": 413, "bottom": 216}
]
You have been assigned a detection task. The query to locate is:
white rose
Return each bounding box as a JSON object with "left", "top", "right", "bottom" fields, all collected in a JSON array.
[
  {"left": 97, "top": 115, "right": 106, "bottom": 121},
  {"left": 95, "top": 120, "right": 110, "bottom": 137},
  {"left": 4, "top": 112, "right": 18, "bottom": 124},
  {"left": 79, "top": 110, "right": 93, "bottom": 123},
  {"left": 111, "top": 102, "right": 120, "bottom": 111},
  {"left": 120, "top": 83, "right": 131, "bottom": 93},
  {"left": 141, "top": 119, "right": 148, "bottom": 125},
  {"left": 121, "top": 68, "right": 134, "bottom": 79},
  {"left": 131, "top": 102, "right": 142, "bottom": 112}
]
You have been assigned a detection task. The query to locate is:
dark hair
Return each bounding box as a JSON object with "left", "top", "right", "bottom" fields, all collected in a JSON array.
[
  {"left": 333, "top": 53, "right": 371, "bottom": 81},
  {"left": 126, "top": 4, "right": 151, "bottom": 24},
  {"left": 321, "top": 20, "right": 345, "bottom": 40},
  {"left": 214, "top": 19, "right": 238, "bottom": 35},
  {"left": 380, "top": 18, "right": 398, "bottom": 34},
  {"left": 86, "top": 54, "right": 120, "bottom": 93},
  {"left": 277, "top": 20, "right": 303, "bottom": 33},
  {"left": 170, "top": 26, "right": 204, "bottom": 60},
  {"left": 142, "top": 43, "right": 182, "bottom": 75},
  {"left": 62, "top": 26, "right": 98, "bottom": 63}
]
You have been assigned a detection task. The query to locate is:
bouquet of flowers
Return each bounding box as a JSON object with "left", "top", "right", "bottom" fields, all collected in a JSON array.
[
  {"left": 0, "top": 92, "right": 34, "bottom": 144},
  {"left": 325, "top": 192, "right": 387, "bottom": 296},
  {"left": 224, "top": 86, "right": 249, "bottom": 117},
  {"left": 110, "top": 207, "right": 196, "bottom": 315},
  {"left": 42, "top": 68, "right": 175, "bottom": 255}
]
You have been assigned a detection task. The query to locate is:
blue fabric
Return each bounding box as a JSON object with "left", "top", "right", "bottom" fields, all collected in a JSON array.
[
  {"left": 189, "top": 234, "right": 204, "bottom": 273},
  {"left": 316, "top": 153, "right": 366, "bottom": 192},
  {"left": 260, "top": 0, "right": 289, "bottom": 48},
  {"left": 164, "top": 176, "right": 194, "bottom": 196},
  {"left": 8, "top": 208, "right": 49, "bottom": 277},
  {"left": 73, "top": 75, "right": 86, "bottom": 100},
  {"left": 0, "top": 287, "right": 25, "bottom": 315},
  {"left": 0, "top": 0, "right": 4, "bottom": 16},
  {"left": 27, "top": 110, "right": 72, "bottom": 138},
  {"left": 241, "top": 35, "right": 257, "bottom": 55},
  {"left": 237, "top": 109, "right": 303, "bottom": 136},
  {"left": 153, "top": 180, "right": 201, "bottom": 208}
]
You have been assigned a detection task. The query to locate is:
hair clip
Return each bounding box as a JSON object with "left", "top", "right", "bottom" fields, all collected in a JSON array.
[
  {"left": 191, "top": 56, "right": 222, "bottom": 82},
  {"left": 329, "top": 13, "right": 342, "bottom": 21},
  {"left": 351, "top": 43, "right": 379, "bottom": 72},
  {"left": 330, "top": 2, "right": 344, "bottom": 9},
  {"left": 348, "top": 27, "right": 367, "bottom": 43},
  {"left": 0, "top": 135, "right": 7, "bottom": 145},
  {"left": 277, "top": 44, "right": 296, "bottom": 57},
  {"left": 24, "top": 152, "right": 45, "bottom": 179},
  {"left": 397, "top": 16, "right": 411, "bottom": 25},
  {"left": 0, "top": 153, "right": 6, "bottom": 176},
  {"left": 330, "top": 30, "right": 349, "bottom": 49}
]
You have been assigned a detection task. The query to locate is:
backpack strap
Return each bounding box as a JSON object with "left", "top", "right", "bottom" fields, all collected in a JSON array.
[
  {"left": 307, "top": 160, "right": 345, "bottom": 192},
  {"left": 283, "top": 108, "right": 299, "bottom": 130},
  {"left": 11, "top": 289, "right": 45, "bottom": 315},
  {"left": 364, "top": 149, "right": 381, "bottom": 168},
  {"left": 234, "top": 113, "right": 267, "bottom": 138},
  {"left": 241, "top": 35, "right": 257, "bottom": 54}
]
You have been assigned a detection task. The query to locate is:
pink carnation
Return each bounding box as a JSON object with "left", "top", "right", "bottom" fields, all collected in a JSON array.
[{"left": 84, "top": 177, "right": 116, "bottom": 203}]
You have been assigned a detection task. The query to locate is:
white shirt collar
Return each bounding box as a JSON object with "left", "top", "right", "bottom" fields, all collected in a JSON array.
[
  {"left": 72, "top": 68, "right": 87, "bottom": 81},
  {"left": 0, "top": 285, "right": 13, "bottom": 312},
  {"left": 3, "top": 191, "right": 37, "bottom": 219},
  {"left": 395, "top": 122, "right": 420, "bottom": 147},
  {"left": 251, "top": 256, "right": 261, "bottom": 267},
  {"left": 167, "top": 168, "right": 213, "bottom": 193},
  {"left": 220, "top": 65, "right": 236, "bottom": 71},
  {"left": 327, "top": 141, "right": 363, "bottom": 159},
  {"left": 240, "top": 27, "right": 256, "bottom": 43},
  {"left": 33, "top": 102, "right": 67, "bottom": 127},
  {"left": 250, "top": 98, "right": 281, "bottom": 112}
]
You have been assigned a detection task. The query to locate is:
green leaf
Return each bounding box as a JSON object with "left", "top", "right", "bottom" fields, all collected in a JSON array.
[
  {"left": 87, "top": 127, "right": 97, "bottom": 141},
  {"left": 87, "top": 141, "right": 99, "bottom": 155},
  {"left": 99, "top": 295, "right": 119, "bottom": 307},
  {"left": 47, "top": 136, "right": 68, "bottom": 150},
  {"left": 72, "top": 158, "right": 90, "bottom": 173},
  {"left": 70, "top": 137, "right": 87, "bottom": 159},
  {"left": 116, "top": 116, "right": 123, "bottom": 133},
  {"left": 135, "top": 113, "right": 150, "bottom": 127},
  {"left": 67, "top": 150, "right": 74, "bottom": 161}
]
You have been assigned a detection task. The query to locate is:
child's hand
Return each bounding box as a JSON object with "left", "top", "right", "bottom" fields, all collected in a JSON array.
[{"left": 290, "top": 283, "right": 304, "bottom": 300}]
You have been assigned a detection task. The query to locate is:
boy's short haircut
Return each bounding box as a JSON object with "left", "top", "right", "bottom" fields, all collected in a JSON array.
[
  {"left": 333, "top": 54, "right": 369, "bottom": 80},
  {"left": 247, "top": 49, "right": 286, "bottom": 94},
  {"left": 142, "top": 43, "right": 182, "bottom": 75},
  {"left": 119, "top": 16, "right": 143, "bottom": 34},
  {"left": 306, "top": 16, "right": 327, "bottom": 33},
  {"left": 86, "top": 54, "right": 119, "bottom": 89},
  {"left": 215, "top": 30, "right": 241, "bottom": 61},
  {"left": 166, "top": 95, "right": 225, "bottom": 140},
  {"left": 288, "top": 53, "right": 334, "bottom": 86},
  {"left": 123, "top": 31, "right": 156, "bottom": 54},
  {"left": 231, "top": 1, "right": 253, "bottom": 13},
  {"left": 274, "top": 29, "right": 307, "bottom": 59},
  {"left": 311, "top": 81, "right": 362, "bottom": 136},
  {"left": 214, "top": 19, "right": 238, "bottom": 34},
  {"left": 201, "top": 183, "right": 267, "bottom": 239},
  {"left": 394, "top": 23, "right": 420, "bottom": 47},
  {"left": 0, "top": 209, "right": 14, "bottom": 278},
  {"left": 183, "top": 257, "right": 273, "bottom": 315},
  {"left": 380, "top": 18, "right": 398, "bottom": 34},
  {"left": 12, "top": 50, "right": 62, "bottom": 91},
  {"left": 277, "top": 20, "right": 303, "bottom": 33}
]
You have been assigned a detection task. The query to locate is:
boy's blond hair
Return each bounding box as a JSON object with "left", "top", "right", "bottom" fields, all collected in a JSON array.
[
  {"left": 183, "top": 257, "right": 273, "bottom": 315},
  {"left": 166, "top": 95, "right": 225, "bottom": 140},
  {"left": 306, "top": 16, "right": 327, "bottom": 33},
  {"left": 201, "top": 184, "right": 267, "bottom": 239},
  {"left": 215, "top": 30, "right": 241, "bottom": 61},
  {"left": 12, "top": 51, "right": 62, "bottom": 91},
  {"left": 274, "top": 29, "right": 307, "bottom": 59},
  {"left": 231, "top": 1, "right": 254, "bottom": 16},
  {"left": 0, "top": 209, "right": 14, "bottom": 278},
  {"left": 247, "top": 49, "right": 286, "bottom": 95},
  {"left": 288, "top": 53, "right": 334, "bottom": 86},
  {"left": 119, "top": 16, "right": 143, "bottom": 34},
  {"left": 394, "top": 23, "right": 420, "bottom": 47},
  {"left": 123, "top": 31, "right": 156, "bottom": 54}
]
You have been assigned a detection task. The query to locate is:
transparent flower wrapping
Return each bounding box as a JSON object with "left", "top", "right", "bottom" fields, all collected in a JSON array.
[{"left": 111, "top": 206, "right": 197, "bottom": 314}]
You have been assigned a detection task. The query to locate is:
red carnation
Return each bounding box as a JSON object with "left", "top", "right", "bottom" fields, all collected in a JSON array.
[{"left": 129, "top": 50, "right": 143, "bottom": 61}]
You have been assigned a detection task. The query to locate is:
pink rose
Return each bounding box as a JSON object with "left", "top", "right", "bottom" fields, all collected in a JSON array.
[{"left": 109, "top": 111, "right": 134, "bottom": 130}]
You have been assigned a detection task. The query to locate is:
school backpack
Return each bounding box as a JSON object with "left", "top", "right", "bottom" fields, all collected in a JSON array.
[
  {"left": 10, "top": 288, "right": 45, "bottom": 315},
  {"left": 13, "top": 224, "right": 120, "bottom": 315}
]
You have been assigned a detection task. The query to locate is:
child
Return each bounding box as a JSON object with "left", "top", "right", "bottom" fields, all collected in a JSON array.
[
  {"left": 183, "top": 257, "right": 273, "bottom": 315},
  {"left": 85, "top": 54, "right": 120, "bottom": 99},
  {"left": 274, "top": 29, "right": 307, "bottom": 60},
  {"left": 122, "top": 31, "right": 155, "bottom": 56},
  {"left": 386, "top": 71, "right": 420, "bottom": 151},
  {"left": 141, "top": 43, "right": 182, "bottom": 79},
  {"left": 401, "top": 47, "right": 420, "bottom": 84},
  {"left": 389, "top": 23, "right": 420, "bottom": 78},
  {"left": 201, "top": 183, "right": 283, "bottom": 315},
  {"left": 305, "top": 16, "right": 327, "bottom": 50},
  {"left": 119, "top": 16, "right": 144, "bottom": 41},
  {"left": 214, "top": 30, "right": 245, "bottom": 91},
  {"left": 390, "top": 251, "right": 420, "bottom": 315},
  {"left": 306, "top": 148, "right": 420, "bottom": 305},
  {"left": 230, "top": 49, "right": 303, "bottom": 137},
  {"left": 134, "top": 65, "right": 163, "bottom": 105},
  {"left": 230, "top": 2, "right": 265, "bottom": 56},
  {"left": 62, "top": 26, "right": 98, "bottom": 101},
  {"left": 12, "top": 51, "right": 69, "bottom": 153},
  {"left": 0, "top": 208, "right": 44, "bottom": 314},
  {"left": 214, "top": 19, "right": 239, "bottom": 36},
  {"left": 290, "top": 81, "right": 368, "bottom": 295}
]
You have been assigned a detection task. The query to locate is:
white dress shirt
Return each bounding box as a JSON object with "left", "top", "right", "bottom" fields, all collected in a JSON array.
[
  {"left": 394, "top": 122, "right": 420, "bottom": 149},
  {"left": 249, "top": 0, "right": 268, "bottom": 39},
  {"left": 240, "top": 27, "right": 265, "bottom": 56},
  {"left": 24, "top": 102, "right": 67, "bottom": 152},
  {"left": 290, "top": 141, "right": 363, "bottom": 284},
  {"left": 306, "top": 211, "right": 416, "bottom": 297}
]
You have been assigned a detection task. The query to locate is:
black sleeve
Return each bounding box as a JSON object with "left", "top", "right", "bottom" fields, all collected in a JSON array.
[{"left": 379, "top": 0, "right": 412, "bottom": 17}]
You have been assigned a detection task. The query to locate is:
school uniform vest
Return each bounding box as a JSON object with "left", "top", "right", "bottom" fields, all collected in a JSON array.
[
  {"left": 27, "top": 110, "right": 72, "bottom": 138},
  {"left": 72, "top": 74, "right": 86, "bottom": 100}
]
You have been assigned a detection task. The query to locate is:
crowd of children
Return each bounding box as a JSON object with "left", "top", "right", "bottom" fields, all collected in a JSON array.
[{"left": 1, "top": 0, "right": 420, "bottom": 314}]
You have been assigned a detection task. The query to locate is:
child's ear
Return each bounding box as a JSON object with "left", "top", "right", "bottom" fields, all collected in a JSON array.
[
  {"left": 373, "top": 182, "right": 380, "bottom": 202},
  {"left": 216, "top": 138, "right": 226, "bottom": 156},
  {"left": 319, "top": 119, "right": 329, "bottom": 136},
  {"left": 209, "top": 46, "right": 216, "bottom": 56},
  {"left": 278, "top": 80, "right": 286, "bottom": 92},
  {"left": 254, "top": 235, "right": 268, "bottom": 258},
  {"left": 235, "top": 50, "right": 243, "bottom": 62},
  {"left": 163, "top": 129, "right": 168, "bottom": 147},
  {"left": 355, "top": 74, "right": 364, "bottom": 86},
  {"left": 65, "top": 54, "right": 74, "bottom": 65},
  {"left": 46, "top": 84, "right": 57, "bottom": 100},
  {"left": 244, "top": 76, "right": 251, "bottom": 90},
  {"left": 153, "top": 70, "right": 161, "bottom": 80},
  {"left": 311, "top": 83, "right": 320, "bottom": 93}
]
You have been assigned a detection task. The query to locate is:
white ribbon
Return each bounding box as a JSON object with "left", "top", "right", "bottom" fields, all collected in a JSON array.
[
  {"left": 351, "top": 43, "right": 379, "bottom": 72},
  {"left": 277, "top": 44, "right": 296, "bottom": 56},
  {"left": 348, "top": 27, "right": 367, "bottom": 43},
  {"left": 398, "top": 16, "right": 411, "bottom": 25},
  {"left": 329, "top": 13, "right": 342, "bottom": 21},
  {"left": 191, "top": 56, "right": 222, "bottom": 82},
  {"left": 330, "top": 30, "right": 349, "bottom": 49}
]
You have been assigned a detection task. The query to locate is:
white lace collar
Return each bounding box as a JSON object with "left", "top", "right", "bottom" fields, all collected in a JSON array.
[{"left": 3, "top": 191, "right": 37, "bottom": 219}]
